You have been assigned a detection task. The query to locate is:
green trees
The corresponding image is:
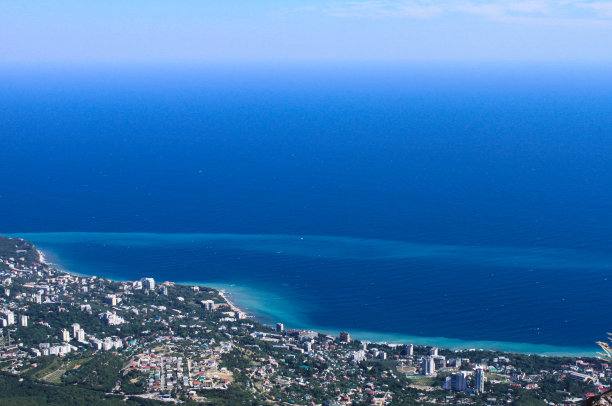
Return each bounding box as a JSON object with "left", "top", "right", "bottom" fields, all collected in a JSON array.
[
  {"left": 62, "top": 353, "right": 125, "bottom": 391},
  {"left": 0, "top": 235, "right": 41, "bottom": 267}
]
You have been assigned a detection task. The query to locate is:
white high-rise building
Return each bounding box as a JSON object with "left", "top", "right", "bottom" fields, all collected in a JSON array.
[
  {"left": 76, "top": 328, "right": 85, "bottom": 342},
  {"left": 141, "top": 278, "right": 155, "bottom": 290},
  {"left": 443, "top": 372, "right": 469, "bottom": 392},
  {"left": 406, "top": 344, "right": 414, "bottom": 356},
  {"left": 474, "top": 368, "right": 485, "bottom": 393},
  {"left": 71, "top": 323, "right": 80, "bottom": 338},
  {"left": 200, "top": 300, "right": 214, "bottom": 311},
  {"left": 105, "top": 294, "right": 118, "bottom": 306},
  {"left": 19, "top": 314, "right": 28, "bottom": 327},
  {"left": 113, "top": 338, "right": 123, "bottom": 349},
  {"left": 429, "top": 347, "right": 439, "bottom": 356},
  {"left": 61, "top": 329, "right": 71, "bottom": 342},
  {"left": 1, "top": 310, "right": 15, "bottom": 325},
  {"left": 443, "top": 376, "right": 452, "bottom": 390},
  {"left": 422, "top": 356, "right": 436, "bottom": 376}
]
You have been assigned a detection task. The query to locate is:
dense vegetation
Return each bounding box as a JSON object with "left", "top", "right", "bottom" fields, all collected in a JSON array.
[
  {"left": 0, "top": 372, "right": 159, "bottom": 406},
  {"left": 63, "top": 353, "right": 125, "bottom": 391},
  {"left": 0, "top": 236, "right": 40, "bottom": 266}
]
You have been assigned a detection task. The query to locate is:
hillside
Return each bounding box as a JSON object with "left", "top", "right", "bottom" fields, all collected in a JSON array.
[{"left": 0, "top": 235, "right": 41, "bottom": 267}]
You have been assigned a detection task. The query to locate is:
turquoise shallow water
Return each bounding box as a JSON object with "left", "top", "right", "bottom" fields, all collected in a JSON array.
[
  {"left": 10, "top": 231, "right": 606, "bottom": 356},
  {"left": 197, "top": 282, "right": 596, "bottom": 357}
]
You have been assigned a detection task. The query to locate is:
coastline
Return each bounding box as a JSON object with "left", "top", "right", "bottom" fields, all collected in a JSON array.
[
  {"left": 200, "top": 281, "right": 598, "bottom": 357},
  {"left": 33, "top": 245, "right": 597, "bottom": 358},
  {"left": 216, "top": 290, "right": 242, "bottom": 314},
  {"left": 37, "top": 248, "right": 249, "bottom": 316},
  {"left": 36, "top": 248, "right": 46, "bottom": 266}
]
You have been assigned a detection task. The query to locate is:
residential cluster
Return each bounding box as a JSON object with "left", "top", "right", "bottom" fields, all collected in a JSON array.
[{"left": 0, "top": 237, "right": 610, "bottom": 405}]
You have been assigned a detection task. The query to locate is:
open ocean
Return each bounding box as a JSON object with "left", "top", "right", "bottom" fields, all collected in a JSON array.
[{"left": 2, "top": 65, "right": 612, "bottom": 355}]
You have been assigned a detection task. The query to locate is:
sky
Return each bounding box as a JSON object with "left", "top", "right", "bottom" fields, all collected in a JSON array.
[{"left": 1, "top": 0, "right": 612, "bottom": 64}]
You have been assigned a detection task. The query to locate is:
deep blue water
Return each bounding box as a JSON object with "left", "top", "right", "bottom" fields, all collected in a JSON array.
[{"left": 2, "top": 64, "right": 612, "bottom": 354}]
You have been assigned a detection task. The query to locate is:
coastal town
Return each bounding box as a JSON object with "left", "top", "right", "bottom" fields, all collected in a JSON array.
[{"left": 0, "top": 234, "right": 609, "bottom": 405}]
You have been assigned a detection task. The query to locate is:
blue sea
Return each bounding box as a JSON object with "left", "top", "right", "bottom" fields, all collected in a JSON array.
[{"left": 2, "top": 64, "right": 612, "bottom": 355}]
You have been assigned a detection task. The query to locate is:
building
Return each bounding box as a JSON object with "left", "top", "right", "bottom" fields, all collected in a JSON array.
[
  {"left": 339, "top": 332, "right": 351, "bottom": 343},
  {"left": 95, "top": 337, "right": 123, "bottom": 351},
  {"left": 433, "top": 355, "right": 446, "bottom": 368},
  {"left": 91, "top": 339, "right": 103, "bottom": 350},
  {"left": 429, "top": 347, "right": 439, "bottom": 356},
  {"left": 422, "top": 356, "right": 436, "bottom": 376},
  {"left": 102, "top": 338, "right": 114, "bottom": 351},
  {"left": 474, "top": 368, "right": 485, "bottom": 393},
  {"left": 42, "top": 343, "right": 73, "bottom": 356},
  {"left": 19, "top": 314, "right": 28, "bottom": 327},
  {"left": 141, "top": 277, "right": 155, "bottom": 290},
  {"left": 443, "top": 372, "right": 469, "bottom": 392},
  {"left": 448, "top": 358, "right": 462, "bottom": 368},
  {"left": 71, "top": 323, "right": 81, "bottom": 338},
  {"left": 351, "top": 350, "right": 366, "bottom": 363},
  {"left": 99, "top": 311, "right": 126, "bottom": 325},
  {"left": 276, "top": 323, "right": 284, "bottom": 333},
  {"left": 200, "top": 300, "right": 215, "bottom": 311},
  {"left": 76, "top": 328, "right": 85, "bottom": 342},
  {"left": 0, "top": 310, "right": 15, "bottom": 325},
  {"left": 61, "top": 329, "right": 71, "bottom": 342},
  {"left": 568, "top": 371, "right": 596, "bottom": 382},
  {"left": 113, "top": 338, "right": 123, "bottom": 349},
  {"left": 105, "top": 294, "right": 118, "bottom": 306},
  {"left": 404, "top": 344, "right": 414, "bottom": 356}
]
